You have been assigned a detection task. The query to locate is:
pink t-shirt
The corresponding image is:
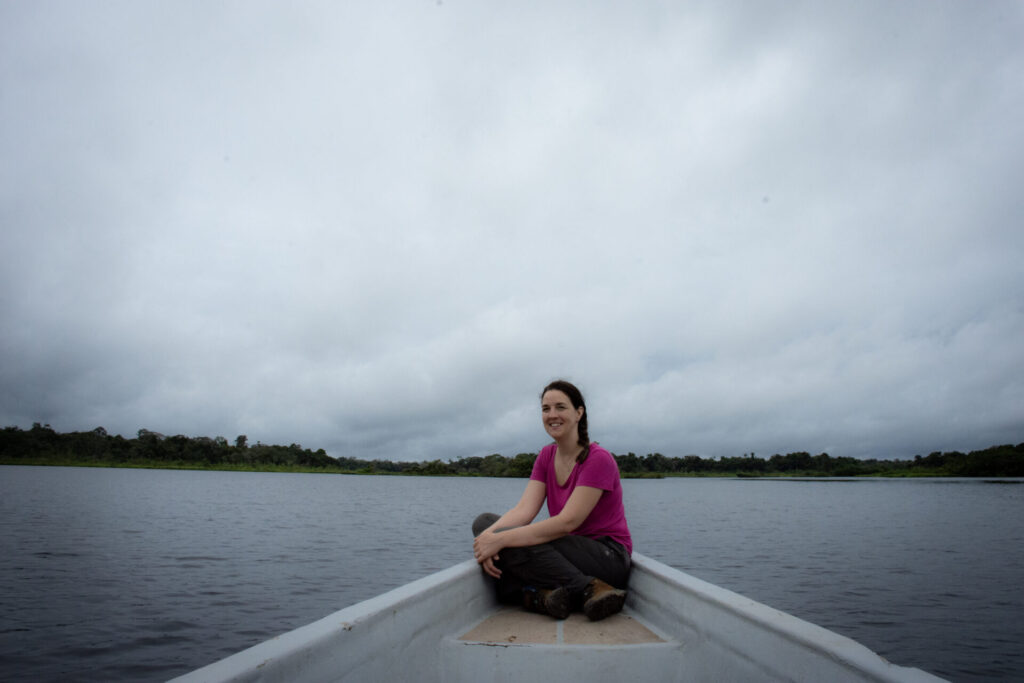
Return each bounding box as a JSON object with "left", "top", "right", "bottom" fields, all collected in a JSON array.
[{"left": 530, "top": 443, "right": 632, "bottom": 554}]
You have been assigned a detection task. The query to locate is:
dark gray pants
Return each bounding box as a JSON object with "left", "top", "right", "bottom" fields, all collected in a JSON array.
[{"left": 472, "top": 512, "right": 631, "bottom": 605}]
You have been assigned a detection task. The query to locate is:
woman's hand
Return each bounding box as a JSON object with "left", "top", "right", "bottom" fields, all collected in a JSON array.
[
  {"left": 473, "top": 530, "right": 505, "bottom": 578},
  {"left": 479, "top": 554, "right": 501, "bottom": 579},
  {"left": 472, "top": 480, "right": 547, "bottom": 580}
]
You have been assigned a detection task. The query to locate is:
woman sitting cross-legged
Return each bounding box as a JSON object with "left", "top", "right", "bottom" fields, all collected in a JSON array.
[{"left": 472, "top": 379, "right": 632, "bottom": 621}]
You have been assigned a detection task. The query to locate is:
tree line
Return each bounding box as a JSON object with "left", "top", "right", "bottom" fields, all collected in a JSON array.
[
  {"left": 611, "top": 446, "right": 1024, "bottom": 477},
  {"left": 2, "top": 423, "right": 1022, "bottom": 477}
]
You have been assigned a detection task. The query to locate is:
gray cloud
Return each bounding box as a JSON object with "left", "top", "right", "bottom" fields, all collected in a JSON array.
[{"left": 2, "top": 1, "right": 1022, "bottom": 462}]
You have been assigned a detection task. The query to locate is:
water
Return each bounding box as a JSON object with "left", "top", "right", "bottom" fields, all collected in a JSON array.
[
  {"left": 626, "top": 477, "right": 1024, "bottom": 682},
  {"left": 1, "top": 467, "right": 1021, "bottom": 682}
]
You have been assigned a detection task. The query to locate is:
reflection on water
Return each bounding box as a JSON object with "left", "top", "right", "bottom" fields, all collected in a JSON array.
[{"left": 1, "top": 467, "right": 1021, "bottom": 682}]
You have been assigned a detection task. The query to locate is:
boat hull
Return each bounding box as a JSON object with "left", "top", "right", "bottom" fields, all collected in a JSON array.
[{"left": 171, "top": 554, "right": 945, "bottom": 682}]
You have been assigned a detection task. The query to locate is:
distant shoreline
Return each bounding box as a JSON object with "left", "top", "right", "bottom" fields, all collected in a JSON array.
[
  {"left": 3, "top": 424, "right": 1022, "bottom": 477},
  {"left": 3, "top": 457, "right": 1021, "bottom": 480}
]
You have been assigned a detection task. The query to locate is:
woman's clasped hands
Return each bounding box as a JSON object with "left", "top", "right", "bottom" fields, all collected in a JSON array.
[{"left": 473, "top": 530, "right": 504, "bottom": 579}]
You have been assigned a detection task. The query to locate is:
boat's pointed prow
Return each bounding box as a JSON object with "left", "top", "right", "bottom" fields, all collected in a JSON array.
[{"left": 171, "top": 554, "right": 946, "bottom": 682}]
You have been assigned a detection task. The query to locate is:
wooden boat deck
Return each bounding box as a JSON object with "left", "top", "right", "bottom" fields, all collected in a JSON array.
[
  {"left": 459, "top": 606, "right": 665, "bottom": 645},
  {"left": 446, "top": 604, "right": 680, "bottom": 682}
]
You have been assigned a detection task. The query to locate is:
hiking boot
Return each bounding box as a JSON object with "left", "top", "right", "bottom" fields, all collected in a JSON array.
[
  {"left": 522, "top": 586, "right": 571, "bottom": 620},
  {"left": 582, "top": 578, "right": 626, "bottom": 621}
]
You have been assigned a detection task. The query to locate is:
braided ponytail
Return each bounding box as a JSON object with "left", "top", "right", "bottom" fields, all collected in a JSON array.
[{"left": 541, "top": 379, "right": 591, "bottom": 463}]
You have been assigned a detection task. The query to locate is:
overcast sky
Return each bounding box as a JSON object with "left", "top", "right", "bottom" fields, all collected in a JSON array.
[{"left": 2, "top": 1, "right": 1022, "bottom": 463}]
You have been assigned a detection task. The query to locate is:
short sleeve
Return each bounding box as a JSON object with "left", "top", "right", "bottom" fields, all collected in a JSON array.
[
  {"left": 530, "top": 445, "right": 554, "bottom": 482},
  {"left": 576, "top": 446, "right": 619, "bottom": 491}
]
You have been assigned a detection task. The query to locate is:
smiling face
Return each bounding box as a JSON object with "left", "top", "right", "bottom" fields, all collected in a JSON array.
[{"left": 541, "top": 389, "right": 584, "bottom": 443}]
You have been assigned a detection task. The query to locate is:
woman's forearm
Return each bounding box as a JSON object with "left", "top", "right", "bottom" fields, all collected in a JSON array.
[
  {"left": 484, "top": 507, "right": 534, "bottom": 533},
  {"left": 474, "top": 508, "right": 563, "bottom": 566},
  {"left": 483, "top": 482, "right": 546, "bottom": 534},
  {"left": 494, "top": 514, "right": 573, "bottom": 548},
  {"left": 486, "top": 485, "right": 603, "bottom": 552}
]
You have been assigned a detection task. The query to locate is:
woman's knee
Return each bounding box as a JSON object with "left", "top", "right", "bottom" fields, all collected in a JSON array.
[{"left": 472, "top": 512, "right": 499, "bottom": 537}]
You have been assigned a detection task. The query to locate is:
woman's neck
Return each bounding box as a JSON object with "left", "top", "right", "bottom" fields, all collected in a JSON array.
[{"left": 554, "top": 434, "right": 580, "bottom": 459}]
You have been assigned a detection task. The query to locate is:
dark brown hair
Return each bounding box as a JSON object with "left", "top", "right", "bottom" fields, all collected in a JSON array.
[{"left": 541, "top": 379, "right": 590, "bottom": 463}]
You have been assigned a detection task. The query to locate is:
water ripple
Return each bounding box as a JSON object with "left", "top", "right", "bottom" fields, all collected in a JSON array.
[{"left": 2, "top": 468, "right": 1021, "bottom": 683}]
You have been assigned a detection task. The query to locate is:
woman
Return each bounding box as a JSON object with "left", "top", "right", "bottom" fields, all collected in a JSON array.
[{"left": 472, "top": 380, "right": 632, "bottom": 621}]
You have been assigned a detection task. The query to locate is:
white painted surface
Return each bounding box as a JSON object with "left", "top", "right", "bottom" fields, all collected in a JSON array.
[
  {"left": 169, "top": 560, "right": 492, "bottom": 683},
  {"left": 441, "top": 626, "right": 682, "bottom": 683},
  {"left": 171, "top": 553, "right": 947, "bottom": 682},
  {"left": 627, "top": 554, "right": 946, "bottom": 683}
]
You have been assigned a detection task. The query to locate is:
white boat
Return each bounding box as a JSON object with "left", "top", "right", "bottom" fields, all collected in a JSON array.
[{"left": 170, "top": 553, "right": 945, "bottom": 682}]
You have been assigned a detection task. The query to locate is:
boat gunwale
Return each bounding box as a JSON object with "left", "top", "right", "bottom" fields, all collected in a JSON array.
[
  {"left": 169, "top": 559, "right": 492, "bottom": 682},
  {"left": 171, "top": 553, "right": 946, "bottom": 682},
  {"left": 629, "top": 553, "right": 945, "bottom": 682}
]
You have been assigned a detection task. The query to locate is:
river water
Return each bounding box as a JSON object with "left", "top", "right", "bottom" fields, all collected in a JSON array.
[{"left": 1, "top": 466, "right": 1021, "bottom": 682}]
